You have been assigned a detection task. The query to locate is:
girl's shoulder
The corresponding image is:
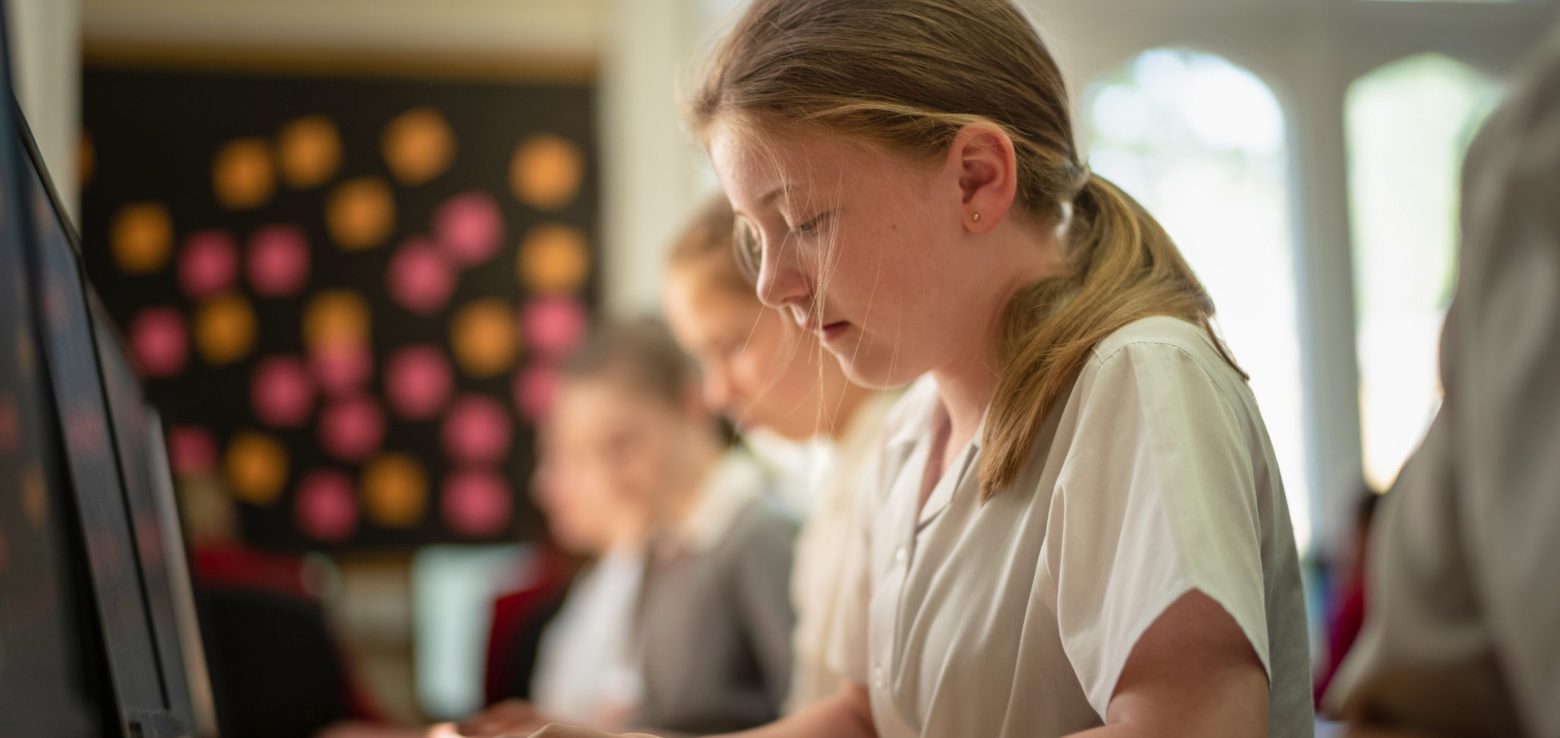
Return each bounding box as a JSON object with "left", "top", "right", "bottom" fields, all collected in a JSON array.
[{"left": 1085, "top": 315, "right": 1246, "bottom": 391}]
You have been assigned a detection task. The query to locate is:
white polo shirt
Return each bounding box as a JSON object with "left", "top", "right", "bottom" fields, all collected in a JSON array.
[{"left": 829, "top": 316, "right": 1313, "bottom": 737}]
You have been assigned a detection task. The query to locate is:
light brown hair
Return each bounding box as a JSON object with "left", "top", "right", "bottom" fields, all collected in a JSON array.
[
  {"left": 561, "top": 318, "right": 700, "bottom": 410},
  {"left": 688, "top": 0, "right": 1243, "bottom": 497}
]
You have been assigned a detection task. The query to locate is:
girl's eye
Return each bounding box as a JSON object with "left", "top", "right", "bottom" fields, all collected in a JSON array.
[{"left": 790, "top": 212, "right": 828, "bottom": 238}]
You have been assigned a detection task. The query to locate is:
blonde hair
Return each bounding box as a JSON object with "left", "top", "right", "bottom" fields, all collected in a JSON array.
[{"left": 689, "top": 0, "right": 1243, "bottom": 497}]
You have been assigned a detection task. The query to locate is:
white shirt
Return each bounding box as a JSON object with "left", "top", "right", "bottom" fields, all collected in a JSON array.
[
  {"left": 829, "top": 316, "right": 1313, "bottom": 737},
  {"left": 532, "top": 546, "right": 644, "bottom": 727}
]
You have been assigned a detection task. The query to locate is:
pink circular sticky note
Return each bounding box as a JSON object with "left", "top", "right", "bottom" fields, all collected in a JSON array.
[
  {"left": 317, "top": 395, "right": 386, "bottom": 462},
  {"left": 386, "top": 237, "right": 456, "bottom": 314},
  {"left": 248, "top": 225, "right": 310, "bottom": 296},
  {"left": 385, "top": 345, "right": 453, "bottom": 420},
  {"left": 311, "top": 342, "right": 373, "bottom": 398},
  {"left": 167, "top": 425, "right": 217, "bottom": 476},
  {"left": 295, "top": 470, "right": 358, "bottom": 542},
  {"left": 522, "top": 297, "right": 587, "bottom": 358},
  {"left": 513, "top": 365, "right": 559, "bottom": 422},
  {"left": 130, "top": 308, "right": 188, "bottom": 378},
  {"left": 442, "top": 395, "right": 511, "bottom": 465},
  {"left": 434, "top": 192, "right": 504, "bottom": 266},
  {"left": 179, "top": 230, "right": 238, "bottom": 299},
  {"left": 442, "top": 468, "right": 512, "bottom": 537},
  {"left": 251, "top": 356, "right": 315, "bottom": 428}
]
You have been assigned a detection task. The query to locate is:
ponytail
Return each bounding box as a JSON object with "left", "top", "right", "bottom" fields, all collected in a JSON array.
[{"left": 977, "top": 174, "right": 1244, "bottom": 497}]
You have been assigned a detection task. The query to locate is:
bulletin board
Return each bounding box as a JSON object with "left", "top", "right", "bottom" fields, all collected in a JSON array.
[{"left": 79, "top": 63, "right": 597, "bottom": 552}]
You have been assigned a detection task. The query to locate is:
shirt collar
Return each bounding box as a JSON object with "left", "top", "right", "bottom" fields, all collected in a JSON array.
[
  {"left": 885, "top": 375, "right": 941, "bottom": 451},
  {"left": 884, "top": 375, "right": 991, "bottom": 454}
]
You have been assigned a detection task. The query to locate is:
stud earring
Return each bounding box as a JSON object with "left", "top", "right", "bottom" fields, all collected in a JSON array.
[{"left": 971, "top": 212, "right": 982, "bottom": 223}]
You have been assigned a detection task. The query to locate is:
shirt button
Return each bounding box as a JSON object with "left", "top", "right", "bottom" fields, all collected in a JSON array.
[
  {"left": 872, "top": 665, "right": 885, "bottom": 689},
  {"left": 894, "top": 546, "right": 908, "bottom": 565}
]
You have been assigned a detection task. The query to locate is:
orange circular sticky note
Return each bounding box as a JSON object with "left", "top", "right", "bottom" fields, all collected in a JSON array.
[
  {"left": 195, "top": 293, "right": 258, "bottom": 365},
  {"left": 361, "top": 453, "right": 427, "bottom": 528},
  {"left": 21, "top": 465, "right": 47, "bottom": 528},
  {"left": 225, "top": 431, "right": 289, "bottom": 506},
  {"left": 517, "top": 223, "right": 589, "bottom": 294},
  {"left": 382, "top": 107, "right": 455, "bottom": 186},
  {"left": 327, "top": 178, "right": 396, "bottom": 250},
  {"left": 111, "top": 203, "right": 173, "bottom": 274},
  {"left": 213, "top": 138, "right": 276, "bottom": 210},
  {"left": 277, "top": 116, "right": 342, "bottom": 189},
  {"left": 510, "top": 134, "right": 583, "bottom": 210},
  {"left": 303, "top": 291, "right": 371, "bottom": 352},
  {"left": 450, "top": 299, "right": 519, "bottom": 378}
]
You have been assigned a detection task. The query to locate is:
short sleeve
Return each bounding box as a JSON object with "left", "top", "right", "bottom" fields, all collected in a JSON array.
[{"left": 1040, "top": 340, "right": 1271, "bottom": 718}]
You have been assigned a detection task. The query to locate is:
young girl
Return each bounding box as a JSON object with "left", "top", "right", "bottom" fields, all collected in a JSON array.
[
  {"left": 522, "top": 0, "right": 1311, "bottom": 735},
  {"left": 662, "top": 194, "right": 899, "bottom": 713},
  {"left": 464, "top": 322, "right": 797, "bottom": 736}
]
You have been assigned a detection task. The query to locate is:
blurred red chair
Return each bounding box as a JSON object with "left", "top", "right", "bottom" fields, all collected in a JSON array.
[{"left": 482, "top": 545, "right": 575, "bottom": 707}]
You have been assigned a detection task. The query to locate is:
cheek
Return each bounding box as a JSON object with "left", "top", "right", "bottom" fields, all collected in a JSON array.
[
  {"left": 825, "top": 225, "right": 930, "bottom": 322},
  {"left": 729, "top": 325, "right": 781, "bottom": 397}
]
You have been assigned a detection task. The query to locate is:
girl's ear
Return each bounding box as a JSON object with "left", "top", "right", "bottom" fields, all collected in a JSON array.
[{"left": 946, "top": 121, "right": 1019, "bottom": 235}]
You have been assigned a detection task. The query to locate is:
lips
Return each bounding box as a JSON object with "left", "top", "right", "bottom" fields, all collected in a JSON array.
[
  {"left": 791, "top": 307, "right": 851, "bottom": 344},
  {"left": 820, "top": 321, "right": 850, "bottom": 343}
]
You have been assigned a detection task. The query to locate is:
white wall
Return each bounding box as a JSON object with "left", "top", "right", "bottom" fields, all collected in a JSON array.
[
  {"left": 8, "top": 0, "right": 80, "bottom": 224},
  {"left": 599, "top": 0, "right": 711, "bottom": 316}
]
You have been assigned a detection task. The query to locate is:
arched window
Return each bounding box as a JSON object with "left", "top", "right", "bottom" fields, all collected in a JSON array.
[
  {"left": 1084, "top": 48, "right": 1311, "bottom": 548},
  {"left": 1347, "top": 53, "right": 1499, "bottom": 491}
]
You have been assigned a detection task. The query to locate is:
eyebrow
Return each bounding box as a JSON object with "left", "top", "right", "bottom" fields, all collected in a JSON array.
[
  {"left": 759, "top": 183, "right": 787, "bottom": 206},
  {"left": 733, "top": 183, "right": 789, "bottom": 219}
]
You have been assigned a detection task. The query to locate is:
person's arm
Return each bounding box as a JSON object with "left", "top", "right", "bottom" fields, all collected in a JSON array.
[
  {"left": 516, "top": 682, "right": 875, "bottom": 738},
  {"left": 1066, "top": 591, "right": 1268, "bottom": 738}
]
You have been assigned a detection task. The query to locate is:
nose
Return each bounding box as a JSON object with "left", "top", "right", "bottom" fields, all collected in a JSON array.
[{"left": 754, "top": 236, "right": 810, "bottom": 311}]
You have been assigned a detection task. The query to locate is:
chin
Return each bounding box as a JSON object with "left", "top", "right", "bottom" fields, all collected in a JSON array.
[{"left": 832, "top": 342, "right": 924, "bottom": 391}]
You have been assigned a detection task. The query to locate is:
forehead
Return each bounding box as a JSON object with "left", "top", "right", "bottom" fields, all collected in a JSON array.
[
  {"left": 709, "top": 121, "right": 872, "bottom": 209},
  {"left": 550, "top": 379, "right": 648, "bottom": 429}
]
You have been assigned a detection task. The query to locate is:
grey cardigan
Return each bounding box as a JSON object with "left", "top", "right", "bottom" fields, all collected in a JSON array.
[{"left": 630, "top": 460, "right": 799, "bottom": 735}]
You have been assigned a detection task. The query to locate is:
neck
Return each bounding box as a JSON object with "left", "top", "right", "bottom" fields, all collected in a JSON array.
[
  {"left": 932, "top": 349, "right": 1000, "bottom": 453},
  {"left": 932, "top": 218, "right": 1061, "bottom": 449},
  {"left": 604, "top": 512, "right": 652, "bottom": 553}
]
